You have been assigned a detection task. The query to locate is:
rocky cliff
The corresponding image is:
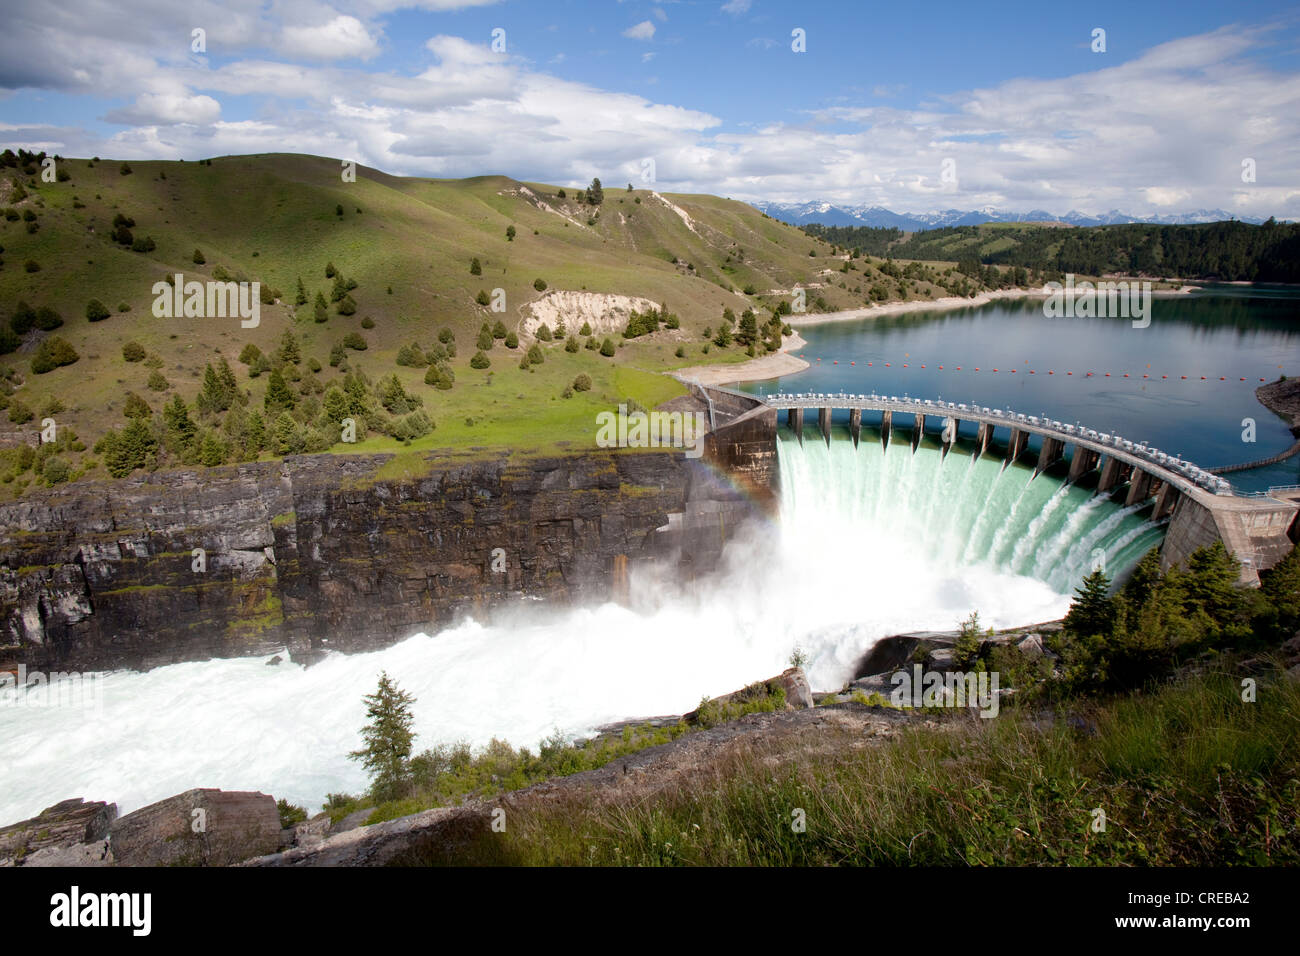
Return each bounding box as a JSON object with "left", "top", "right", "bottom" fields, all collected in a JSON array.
[{"left": 1, "top": 431, "right": 776, "bottom": 671}]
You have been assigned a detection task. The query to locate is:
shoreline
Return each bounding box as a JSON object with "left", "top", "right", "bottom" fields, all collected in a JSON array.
[{"left": 672, "top": 330, "right": 810, "bottom": 387}]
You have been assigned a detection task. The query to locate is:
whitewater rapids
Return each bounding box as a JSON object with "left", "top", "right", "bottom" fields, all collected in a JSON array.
[{"left": 0, "top": 436, "right": 1163, "bottom": 821}]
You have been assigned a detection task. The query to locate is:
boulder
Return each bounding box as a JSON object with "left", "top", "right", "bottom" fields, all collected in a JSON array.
[
  {"left": 778, "top": 666, "right": 814, "bottom": 709},
  {"left": 110, "top": 788, "right": 281, "bottom": 867},
  {"left": 1016, "top": 633, "right": 1045, "bottom": 658},
  {"left": 0, "top": 798, "right": 117, "bottom": 866}
]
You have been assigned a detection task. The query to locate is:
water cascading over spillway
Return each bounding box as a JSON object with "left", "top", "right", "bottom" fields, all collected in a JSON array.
[
  {"left": 777, "top": 433, "right": 1164, "bottom": 596},
  {"left": 0, "top": 437, "right": 1165, "bottom": 824}
]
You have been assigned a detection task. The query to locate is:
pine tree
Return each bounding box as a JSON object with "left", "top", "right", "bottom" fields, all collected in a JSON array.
[
  {"left": 314, "top": 291, "right": 328, "bottom": 323},
  {"left": 295, "top": 277, "right": 307, "bottom": 306},
  {"left": 587, "top": 177, "right": 604, "bottom": 205},
  {"left": 1064, "top": 569, "right": 1115, "bottom": 638},
  {"left": 349, "top": 672, "right": 417, "bottom": 803},
  {"left": 264, "top": 368, "right": 295, "bottom": 412}
]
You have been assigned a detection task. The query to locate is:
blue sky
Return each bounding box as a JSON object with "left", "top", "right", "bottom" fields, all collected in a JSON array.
[{"left": 2, "top": 0, "right": 1298, "bottom": 216}]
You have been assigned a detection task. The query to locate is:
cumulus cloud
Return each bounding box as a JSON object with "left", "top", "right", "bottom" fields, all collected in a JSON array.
[
  {"left": 281, "top": 15, "right": 381, "bottom": 60},
  {"left": 623, "top": 21, "right": 656, "bottom": 41},
  {"left": 104, "top": 92, "right": 222, "bottom": 126}
]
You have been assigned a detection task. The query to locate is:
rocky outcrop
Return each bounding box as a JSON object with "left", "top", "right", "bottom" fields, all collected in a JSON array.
[
  {"left": 109, "top": 789, "right": 281, "bottom": 867},
  {"left": 243, "top": 806, "right": 491, "bottom": 867},
  {"left": 0, "top": 797, "right": 116, "bottom": 866},
  {"left": 1, "top": 443, "right": 775, "bottom": 671}
]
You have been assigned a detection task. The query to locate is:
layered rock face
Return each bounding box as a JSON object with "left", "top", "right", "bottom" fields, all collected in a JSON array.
[{"left": 1, "top": 437, "right": 776, "bottom": 671}]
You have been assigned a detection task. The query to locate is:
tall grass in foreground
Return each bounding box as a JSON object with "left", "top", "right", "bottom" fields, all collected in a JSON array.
[{"left": 402, "top": 668, "right": 1299, "bottom": 866}]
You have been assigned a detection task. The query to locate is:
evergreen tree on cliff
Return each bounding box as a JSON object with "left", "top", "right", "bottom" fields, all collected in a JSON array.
[{"left": 350, "top": 672, "right": 417, "bottom": 803}]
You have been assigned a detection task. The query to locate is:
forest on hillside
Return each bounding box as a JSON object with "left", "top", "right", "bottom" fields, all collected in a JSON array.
[{"left": 806, "top": 219, "right": 1300, "bottom": 282}]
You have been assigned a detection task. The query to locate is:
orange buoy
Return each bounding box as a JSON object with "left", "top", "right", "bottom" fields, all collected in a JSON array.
[
  {"left": 833, "top": 360, "right": 838, "bottom": 365},
  {"left": 850, "top": 361, "right": 855, "bottom": 366},
  {"left": 885, "top": 363, "right": 891, "bottom": 367},
  {"left": 920, "top": 364, "right": 926, "bottom": 368}
]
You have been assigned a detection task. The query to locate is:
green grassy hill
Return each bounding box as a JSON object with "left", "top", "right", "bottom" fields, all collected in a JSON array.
[{"left": 0, "top": 151, "right": 1005, "bottom": 496}]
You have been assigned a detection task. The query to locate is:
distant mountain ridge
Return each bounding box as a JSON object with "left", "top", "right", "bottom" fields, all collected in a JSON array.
[{"left": 749, "top": 200, "right": 1271, "bottom": 230}]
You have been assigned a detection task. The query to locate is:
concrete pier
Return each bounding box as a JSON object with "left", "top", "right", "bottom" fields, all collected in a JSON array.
[
  {"left": 1153, "top": 483, "right": 1179, "bottom": 521},
  {"left": 1097, "top": 456, "right": 1122, "bottom": 494},
  {"left": 787, "top": 407, "right": 802, "bottom": 444},
  {"left": 913, "top": 413, "right": 925, "bottom": 452},
  {"left": 1007, "top": 427, "right": 1028, "bottom": 462},
  {"left": 819, "top": 406, "right": 833, "bottom": 446},
  {"left": 880, "top": 410, "right": 892, "bottom": 450},
  {"left": 1125, "top": 469, "right": 1154, "bottom": 507},
  {"left": 975, "top": 421, "right": 995, "bottom": 459},
  {"left": 1036, "top": 436, "right": 1065, "bottom": 475},
  {"left": 1068, "top": 447, "right": 1100, "bottom": 483},
  {"left": 848, "top": 408, "right": 862, "bottom": 448}
]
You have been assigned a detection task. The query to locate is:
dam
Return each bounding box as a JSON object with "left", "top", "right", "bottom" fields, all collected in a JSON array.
[{"left": 696, "top": 384, "right": 1300, "bottom": 586}]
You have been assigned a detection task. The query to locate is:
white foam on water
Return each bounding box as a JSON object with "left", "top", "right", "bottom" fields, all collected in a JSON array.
[{"left": 0, "top": 437, "right": 1161, "bottom": 822}]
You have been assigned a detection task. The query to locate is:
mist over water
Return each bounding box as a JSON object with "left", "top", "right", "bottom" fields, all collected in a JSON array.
[{"left": 0, "top": 438, "right": 1164, "bottom": 822}]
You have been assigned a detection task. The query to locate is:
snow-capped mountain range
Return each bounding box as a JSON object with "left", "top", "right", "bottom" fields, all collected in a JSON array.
[{"left": 749, "top": 201, "right": 1269, "bottom": 230}]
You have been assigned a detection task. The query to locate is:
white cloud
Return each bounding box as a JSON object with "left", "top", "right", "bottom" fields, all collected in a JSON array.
[
  {"left": 281, "top": 15, "right": 381, "bottom": 60},
  {"left": 105, "top": 93, "right": 222, "bottom": 126},
  {"left": 722, "top": 0, "right": 752, "bottom": 15},
  {"left": 623, "top": 21, "right": 656, "bottom": 41},
  {"left": 653, "top": 7, "right": 668, "bottom": 21}
]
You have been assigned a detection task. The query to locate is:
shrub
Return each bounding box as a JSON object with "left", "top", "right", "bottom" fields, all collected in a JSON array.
[
  {"left": 337, "top": 295, "right": 357, "bottom": 315},
  {"left": 475, "top": 290, "right": 490, "bottom": 307},
  {"left": 505, "top": 331, "right": 519, "bottom": 349},
  {"left": 675, "top": 345, "right": 685, "bottom": 358},
  {"left": 535, "top": 323, "right": 553, "bottom": 342},
  {"left": 579, "top": 321, "right": 592, "bottom": 336},
  {"left": 193, "top": 248, "right": 205, "bottom": 265},
  {"left": 361, "top": 316, "right": 375, "bottom": 329},
  {"left": 342, "top": 332, "right": 368, "bottom": 351},
  {"left": 130, "top": 236, "right": 156, "bottom": 253},
  {"left": 147, "top": 370, "right": 169, "bottom": 391},
  {"left": 470, "top": 258, "right": 481, "bottom": 276},
  {"left": 584, "top": 336, "right": 597, "bottom": 351},
  {"left": 533, "top": 278, "right": 547, "bottom": 292},
  {"left": 238, "top": 343, "right": 262, "bottom": 365},
  {"left": 527, "top": 344, "right": 544, "bottom": 365},
  {"left": 7, "top": 399, "right": 33, "bottom": 423},
  {"left": 564, "top": 336, "right": 579, "bottom": 353},
  {"left": 573, "top": 373, "right": 592, "bottom": 392},
  {"left": 86, "top": 299, "right": 111, "bottom": 322},
  {"left": 470, "top": 351, "right": 491, "bottom": 369},
  {"left": 438, "top": 327, "right": 455, "bottom": 344},
  {"left": 599, "top": 338, "right": 615, "bottom": 357},
  {"left": 119, "top": 162, "right": 132, "bottom": 175},
  {"left": 24, "top": 259, "right": 39, "bottom": 273},
  {"left": 30, "top": 336, "right": 79, "bottom": 374},
  {"left": 122, "top": 341, "right": 146, "bottom": 362},
  {"left": 491, "top": 320, "right": 507, "bottom": 339}
]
